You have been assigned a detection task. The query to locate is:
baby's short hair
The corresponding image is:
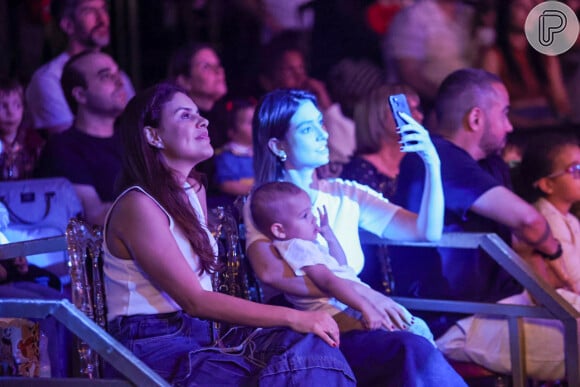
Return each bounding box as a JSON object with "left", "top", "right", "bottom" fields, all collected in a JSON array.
[{"left": 250, "top": 181, "right": 305, "bottom": 238}]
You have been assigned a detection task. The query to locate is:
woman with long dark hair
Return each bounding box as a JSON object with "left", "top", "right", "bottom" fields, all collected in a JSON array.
[
  {"left": 244, "top": 88, "right": 465, "bottom": 386},
  {"left": 103, "top": 82, "right": 355, "bottom": 385}
]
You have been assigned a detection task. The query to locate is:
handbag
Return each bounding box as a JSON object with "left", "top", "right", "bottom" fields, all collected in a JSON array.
[
  {"left": 0, "top": 178, "right": 83, "bottom": 277},
  {"left": 0, "top": 177, "right": 83, "bottom": 233}
]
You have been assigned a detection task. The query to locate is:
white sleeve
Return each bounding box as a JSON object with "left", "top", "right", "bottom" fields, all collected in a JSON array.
[
  {"left": 26, "top": 70, "right": 74, "bottom": 129},
  {"left": 274, "top": 239, "right": 332, "bottom": 276}
]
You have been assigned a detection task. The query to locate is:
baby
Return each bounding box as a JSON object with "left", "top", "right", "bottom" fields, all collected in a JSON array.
[{"left": 250, "top": 181, "right": 434, "bottom": 344}]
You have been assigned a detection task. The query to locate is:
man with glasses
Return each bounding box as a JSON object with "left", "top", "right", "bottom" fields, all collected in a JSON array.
[
  {"left": 391, "top": 68, "right": 577, "bottom": 380},
  {"left": 35, "top": 51, "right": 128, "bottom": 226}
]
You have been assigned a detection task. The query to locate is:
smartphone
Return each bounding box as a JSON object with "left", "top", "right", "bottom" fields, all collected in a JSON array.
[{"left": 388, "top": 94, "right": 412, "bottom": 129}]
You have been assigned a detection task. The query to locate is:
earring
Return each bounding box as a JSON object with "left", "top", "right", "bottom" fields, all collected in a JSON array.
[{"left": 278, "top": 151, "right": 287, "bottom": 162}]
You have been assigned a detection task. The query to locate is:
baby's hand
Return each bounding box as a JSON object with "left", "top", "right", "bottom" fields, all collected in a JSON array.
[
  {"left": 397, "top": 111, "right": 440, "bottom": 167},
  {"left": 317, "top": 206, "right": 332, "bottom": 237}
]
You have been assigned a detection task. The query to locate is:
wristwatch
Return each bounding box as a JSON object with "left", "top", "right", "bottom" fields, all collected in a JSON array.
[{"left": 534, "top": 241, "right": 563, "bottom": 261}]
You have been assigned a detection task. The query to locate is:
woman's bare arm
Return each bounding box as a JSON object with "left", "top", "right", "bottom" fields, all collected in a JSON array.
[{"left": 107, "top": 190, "right": 338, "bottom": 345}]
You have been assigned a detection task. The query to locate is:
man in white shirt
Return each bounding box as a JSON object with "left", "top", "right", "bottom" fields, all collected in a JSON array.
[{"left": 25, "top": 0, "right": 133, "bottom": 136}]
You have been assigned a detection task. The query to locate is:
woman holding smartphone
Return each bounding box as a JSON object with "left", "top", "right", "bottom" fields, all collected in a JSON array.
[{"left": 244, "top": 89, "right": 464, "bottom": 386}]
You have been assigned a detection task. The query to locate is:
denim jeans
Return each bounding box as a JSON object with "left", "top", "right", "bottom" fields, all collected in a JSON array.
[
  {"left": 340, "top": 329, "right": 467, "bottom": 387},
  {"left": 106, "top": 311, "right": 356, "bottom": 386}
]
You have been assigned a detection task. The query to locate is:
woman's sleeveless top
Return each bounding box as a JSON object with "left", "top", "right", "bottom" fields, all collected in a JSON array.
[{"left": 103, "top": 185, "right": 216, "bottom": 321}]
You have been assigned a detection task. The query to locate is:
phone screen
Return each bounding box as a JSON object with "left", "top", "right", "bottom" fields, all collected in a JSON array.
[{"left": 388, "top": 94, "right": 412, "bottom": 128}]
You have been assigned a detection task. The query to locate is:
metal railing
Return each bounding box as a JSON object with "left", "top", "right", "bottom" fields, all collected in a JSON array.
[
  {"left": 0, "top": 235, "right": 169, "bottom": 386},
  {"left": 361, "top": 231, "right": 579, "bottom": 386},
  {"left": 1, "top": 232, "right": 578, "bottom": 386}
]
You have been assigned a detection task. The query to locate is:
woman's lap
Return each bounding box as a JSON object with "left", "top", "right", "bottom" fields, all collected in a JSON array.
[
  {"left": 106, "top": 311, "right": 355, "bottom": 386},
  {"left": 340, "top": 329, "right": 467, "bottom": 387}
]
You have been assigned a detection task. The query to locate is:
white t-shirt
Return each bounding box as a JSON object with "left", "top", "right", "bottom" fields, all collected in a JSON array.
[
  {"left": 274, "top": 238, "right": 367, "bottom": 315},
  {"left": 26, "top": 53, "right": 74, "bottom": 130},
  {"left": 535, "top": 198, "right": 580, "bottom": 285}
]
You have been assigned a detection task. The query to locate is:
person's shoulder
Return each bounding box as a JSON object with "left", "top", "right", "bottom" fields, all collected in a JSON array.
[
  {"left": 323, "top": 176, "right": 374, "bottom": 189},
  {"left": 28, "top": 52, "right": 68, "bottom": 83},
  {"left": 277, "top": 238, "right": 319, "bottom": 255},
  {"left": 42, "top": 128, "right": 78, "bottom": 149},
  {"left": 108, "top": 188, "right": 171, "bottom": 237},
  {"left": 433, "top": 136, "right": 475, "bottom": 164},
  {"left": 113, "top": 187, "right": 167, "bottom": 220},
  {"left": 321, "top": 177, "right": 385, "bottom": 199},
  {"left": 534, "top": 198, "right": 559, "bottom": 217},
  {"left": 321, "top": 177, "right": 357, "bottom": 190},
  {"left": 41, "top": 129, "right": 72, "bottom": 149}
]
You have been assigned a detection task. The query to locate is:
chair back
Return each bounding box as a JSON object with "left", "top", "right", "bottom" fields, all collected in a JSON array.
[
  {"left": 210, "top": 200, "right": 262, "bottom": 303},
  {"left": 65, "top": 218, "right": 106, "bottom": 379}
]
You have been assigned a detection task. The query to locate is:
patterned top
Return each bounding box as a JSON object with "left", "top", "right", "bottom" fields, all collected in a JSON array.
[{"left": 340, "top": 156, "right": 397, "bottom": 200}]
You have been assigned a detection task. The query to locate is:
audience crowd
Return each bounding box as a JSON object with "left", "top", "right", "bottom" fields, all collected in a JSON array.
[{"left": 1, "top": 0, "right": 579, "bottom": 384}]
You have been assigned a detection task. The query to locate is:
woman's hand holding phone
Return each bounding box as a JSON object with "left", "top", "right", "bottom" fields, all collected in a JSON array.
[{"left": 397, "top": 111, "right": 440, "bottom": 167}]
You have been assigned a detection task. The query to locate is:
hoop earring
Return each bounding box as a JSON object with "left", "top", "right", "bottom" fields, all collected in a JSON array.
[{"left": 278, "top": 152, "right": 287, "bottom": 162}]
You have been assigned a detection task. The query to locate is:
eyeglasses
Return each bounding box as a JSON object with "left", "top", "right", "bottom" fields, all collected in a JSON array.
[{"left": 546, "top": 162, "right": 580, "bottom": 179}]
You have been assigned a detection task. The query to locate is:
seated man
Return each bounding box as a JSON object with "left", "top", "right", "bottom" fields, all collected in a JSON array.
[
  {"left": 25, "top": 0, "right": 134, "bottom": 135},
  {"left": 35, "top": 51, "right": 128, "bottom": 226},
  {"left": 392, "top": 68, "right": 575, "bottom": 380}
]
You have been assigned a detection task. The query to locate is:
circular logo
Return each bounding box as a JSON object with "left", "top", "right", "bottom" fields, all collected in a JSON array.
[{"left": 525, "top": 1, "right": 579, "bottom": 56}]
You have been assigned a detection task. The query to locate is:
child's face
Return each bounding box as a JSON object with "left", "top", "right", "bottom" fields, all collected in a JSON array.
[
  {"left": 278, "top": 192, "right": 318, "bottom": 241},
  {"left": 546, "top": 144, "right": 580, "bottom": 204},
  {"left": 0, "top": 91, "right": 23, "bottom": 136},
  {"left": 231, "top": 106, "right": 254, "bottom": 144}
]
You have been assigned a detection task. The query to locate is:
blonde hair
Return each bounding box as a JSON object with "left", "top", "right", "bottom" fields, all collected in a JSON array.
[{"left": 353, "top": 84, "right": 417, "bottom": 155}]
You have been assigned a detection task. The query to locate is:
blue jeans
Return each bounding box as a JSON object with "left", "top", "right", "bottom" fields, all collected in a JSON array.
[
  {"left": 340, "top": 329, "right": 467, "bottom": 387},
  {"left": 106, "top": 311, "right": 356, "bottom": 386}
]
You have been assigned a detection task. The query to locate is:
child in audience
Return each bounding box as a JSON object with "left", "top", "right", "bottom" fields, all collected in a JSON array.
[
  {"left": 518, "top": 133, "right": 580, "bottom": 291},
  {"left": 250, "top": 181, "right": 435, "bottom": 343},
  {"left": 0, "top": 78, "right": 44, "bottom": 180},
  {"left": 441, "top": 133, "right": 580, "bottom": 381},
  {"left": 213, "top": 98, "right": 256, "bottom": 196}
]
